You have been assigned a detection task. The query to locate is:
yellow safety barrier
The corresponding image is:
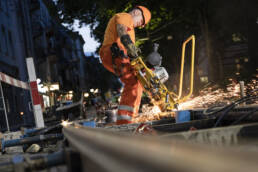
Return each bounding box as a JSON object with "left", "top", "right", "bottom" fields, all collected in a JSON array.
[
  {"left": 131, "top": 35, "right": 195, "bottom": 111},
  {"left": 177, "top": 35, "right": 195, "bottom": 103}
]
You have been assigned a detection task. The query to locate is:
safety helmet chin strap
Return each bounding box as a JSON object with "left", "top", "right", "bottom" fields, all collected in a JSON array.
[{"left": 134, "top": 7, "right": 145, "bottom": 26}]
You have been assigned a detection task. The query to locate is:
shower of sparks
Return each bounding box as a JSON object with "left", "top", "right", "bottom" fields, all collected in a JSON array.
[
  {"left": 151, "top": 106, "right": 162, "bottom": 114},
  {"left": 179, "top": 79, "right": 257, "bottom": 110},
  {"left": 133, "top": 105, "right": 174, "bottom": 123},
  {"left": 178, "top": 82, "right": 241, "bottom": 110},
  {"left": 61, "top": 120, "right": 72, "bottom": 127},
  {"left": 134, "top": 79, "right": 257, "bottom": 123}
]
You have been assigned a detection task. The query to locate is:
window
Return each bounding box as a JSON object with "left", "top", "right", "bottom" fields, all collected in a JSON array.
[
  {"left": 1, "top": 0, "right": 7, "bottom": 13},
  {"left": 6, "top": 98, "right": 10, "bottom": 113},
  {"left": 6, "top": 0, "right": 9, "bottom": 16},
  {"left": 1, "top": 26, "right": 8, "bottom": 56},
  {"left": 0, "top": 0, "right": 9, "bottom": 16},
  {"left": 8, "top": 30, "right": 14, "bottom": 59},
  {"left": 200, "top": 76, "right": 208, "bottom": 83},
  {"left": 0, "top": 26, "right": 1, "bottom": 53}
]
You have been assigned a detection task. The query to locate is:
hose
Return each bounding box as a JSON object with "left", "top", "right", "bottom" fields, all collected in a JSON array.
[
  {"left": 203, "top": 104, "right": 227, "bottom": 115},
  {"left": 230, "top": 108, "right": 258, "bottom": 125},
  {"left": 213, "top": 95, "right": 258, "bottom": 127}
]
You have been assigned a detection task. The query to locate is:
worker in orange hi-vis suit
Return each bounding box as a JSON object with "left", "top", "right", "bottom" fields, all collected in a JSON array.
[{"left": 99, "top": 6, "right": 151, "bottom": 125}]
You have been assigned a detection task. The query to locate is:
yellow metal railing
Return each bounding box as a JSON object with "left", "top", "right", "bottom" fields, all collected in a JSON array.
[
  {"left": 177, "top": 35, "right": 195, "bottom": 103},
  {"left": 131, "top": 35, "right": 195, "bottom": 110}
]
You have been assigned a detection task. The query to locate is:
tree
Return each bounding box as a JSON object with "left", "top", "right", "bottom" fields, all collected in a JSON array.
[{"left": 50, "top": 0, "right": 258, "bottom": 93}]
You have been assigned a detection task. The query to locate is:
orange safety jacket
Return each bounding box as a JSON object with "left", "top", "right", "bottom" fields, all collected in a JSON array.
[{"left": 99, "top": 13, "right": 143, "bottom": 125}]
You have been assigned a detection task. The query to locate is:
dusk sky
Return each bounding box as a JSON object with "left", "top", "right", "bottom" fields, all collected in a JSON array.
[{"left": 64, "top": 20, "right": 100, "bottom": 53}]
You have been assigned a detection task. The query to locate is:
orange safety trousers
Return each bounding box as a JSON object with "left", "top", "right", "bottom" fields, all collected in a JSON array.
[{"left": 100, "top": 44, "right": 143, "bottom": 125}]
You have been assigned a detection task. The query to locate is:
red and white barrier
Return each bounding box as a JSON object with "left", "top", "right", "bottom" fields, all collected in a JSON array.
[
  {"left": 0, "top": 72, "right": 29, "bottom": 90},
  {"left": 26, "top": 57, "right": 44, "bottom": 128},
  {"left": 0, "top": 58, "right": 44, "bottom": 129},
  {"left": 0, "top": 71, "right": 31, "bottom": 131}
]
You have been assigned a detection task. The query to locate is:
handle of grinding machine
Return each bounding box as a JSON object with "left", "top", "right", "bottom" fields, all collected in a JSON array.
[{"left": 177, "top": 35, "right": 195, "bottom": 101}]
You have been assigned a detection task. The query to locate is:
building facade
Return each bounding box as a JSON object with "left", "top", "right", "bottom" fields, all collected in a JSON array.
[
  {"left": 0, "top": 0, "right": 35, "bottom": 131},
  {"left": 0, "top": 0, "right": 86, "bottom": 131}
]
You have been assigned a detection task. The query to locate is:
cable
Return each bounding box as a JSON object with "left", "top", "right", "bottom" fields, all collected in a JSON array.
[
  {"left": 214, "top": 96, "right": 257, "bottom": 127},
  {"left": 213, "top": 96, "right": 258, "bottom": 127},
  {"left": 231, "top": 108, "right": 258, "bottom": 125},
  {"left": 203, "top": 104, "right": 227, "bottom": 115}
]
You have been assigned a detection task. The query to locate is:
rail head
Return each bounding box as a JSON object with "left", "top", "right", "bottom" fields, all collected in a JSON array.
[{"left": 62, "top": 123, "right": 258, "bottom": 172}]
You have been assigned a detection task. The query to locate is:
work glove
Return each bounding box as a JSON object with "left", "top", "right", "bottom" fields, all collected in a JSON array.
[{"left": 127, "top": 44, "right": 141, "bottom": 59}]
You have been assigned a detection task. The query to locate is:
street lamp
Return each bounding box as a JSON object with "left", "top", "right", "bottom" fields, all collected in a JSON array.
[
  {"left": 40, "top": 82, "right": 60, "bottom": 107},
  {"left": 84, "top": 93, "right": 89, "bottom": 98},
  {"left": 49, "top": 83, "right": 59, "bottom": 91}
]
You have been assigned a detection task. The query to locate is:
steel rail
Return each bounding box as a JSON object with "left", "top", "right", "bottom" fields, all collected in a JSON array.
[
  {"left": 63, "top": 123, "right": 258, "bottom": 172},
  {"left": 161, "top": 122, "right": 258, "bottom": 145}
]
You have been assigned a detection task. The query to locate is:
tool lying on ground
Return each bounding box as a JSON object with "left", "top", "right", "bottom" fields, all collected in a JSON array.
[
  {"left": 131, "top": 35, "right": 195, "bottom": 111},
  {"left": 0, "top": 134, "right": 63, "bottom": 152}
]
